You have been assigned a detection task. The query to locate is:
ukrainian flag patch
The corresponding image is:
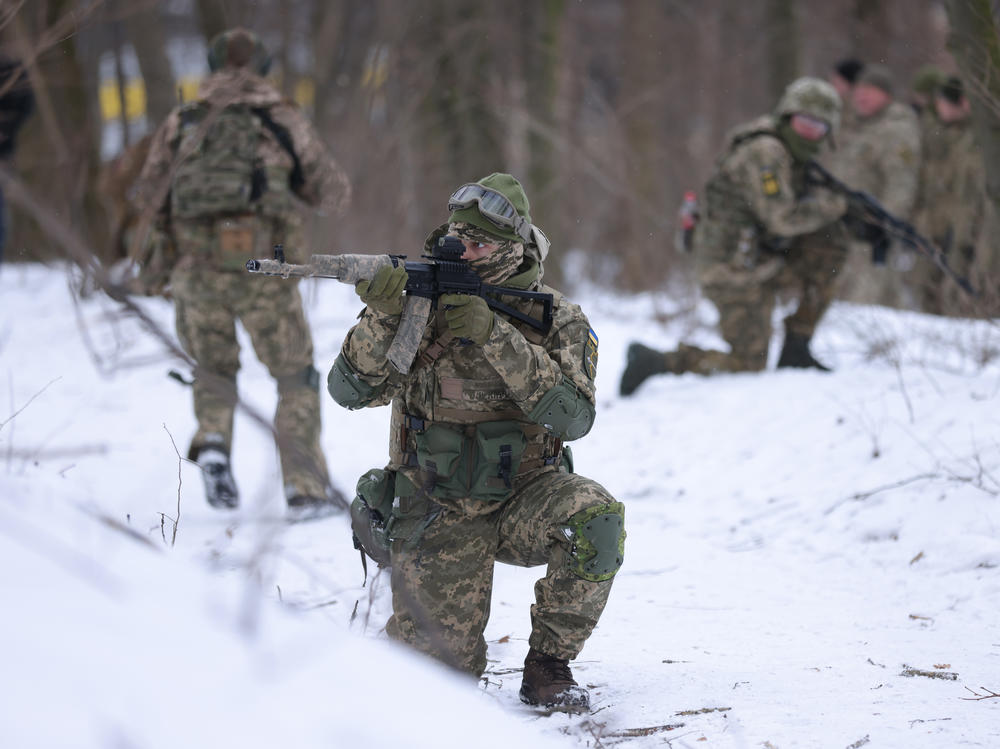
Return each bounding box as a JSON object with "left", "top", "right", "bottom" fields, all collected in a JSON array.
[
  {"left": 760, "top": 168, "right": 781, "bottom": 197},
  {"left": 584, "top": 328, "right": 599, "bottom": 380}
]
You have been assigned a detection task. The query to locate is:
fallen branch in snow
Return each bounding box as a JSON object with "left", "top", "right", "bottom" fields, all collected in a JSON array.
[
  {"left": 82, "top": 507, "right": 159, "bottom": 550},
  {"left": 901, "top": 665, "right": 958, "bottom": 680},
  {"left": 605, "top": 722, "right": 686, "bottom": 738},
  {"left": 845, "top": 736, "right": 870, "bottom": 749},
  {"left": 825, "top": 473, "right": 938, "bottom": 514},
  {"left": 909, "top": 718, "right": 952, "bottom": 728},
  {"left": 961, "top": 686, "right": 1000, "bottom": 701},
  {"left": 675, "top": 706, "right": 731, "bottom": 716}
]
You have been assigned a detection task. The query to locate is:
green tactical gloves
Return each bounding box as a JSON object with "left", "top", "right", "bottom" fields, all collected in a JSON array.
[
  {"left": 356, "top": 264, "right": 408, "bottom": 316},
  {"left": 440, "top": 293, "right": 494, "bottom": 344}
]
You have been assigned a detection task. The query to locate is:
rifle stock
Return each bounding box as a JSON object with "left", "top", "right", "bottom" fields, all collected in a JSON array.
[{"left": 805, "top": 160, "right": 977, "bottom": 298}]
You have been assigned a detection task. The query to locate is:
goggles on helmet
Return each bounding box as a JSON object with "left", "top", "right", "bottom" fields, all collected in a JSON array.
[{"left": 448, "top": 183, "right": 532, "bottom": 242}]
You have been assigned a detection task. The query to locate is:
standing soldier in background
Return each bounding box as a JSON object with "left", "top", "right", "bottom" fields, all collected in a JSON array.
[
  {"left": 830, "top": 63, "right": 921, "bottom": 307},
  {"left": 621, "top": 78, "right": 849, "bottom": 395},
  {"left": 0, "top": 54, "right": 35, "bottom": 265},
  {"left": 135, "top": 28, "right": 351, "bottom": 518},
  {"left": 329, "top": 173, "right": 623, "bottom": 712},
  {"left": 910, "top": 76, "right": 987, "bottom": 314},
  {"left": 909, "top": 64, "right": 946, "bottom": 116},
  {"left": 827, "top": 58, "right": 864, "bottom": 139}
]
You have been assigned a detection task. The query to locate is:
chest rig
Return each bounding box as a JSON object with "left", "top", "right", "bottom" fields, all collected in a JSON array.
[{"left": 392, "top": 288, "right": 566, "bottom": 502}]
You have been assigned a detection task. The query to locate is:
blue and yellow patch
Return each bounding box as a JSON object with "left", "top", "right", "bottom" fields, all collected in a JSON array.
[
  {"left": 584, "top": 328, "right": 599, "bottom": 380},
  {"left": 760, "top": 168, "right": 781, "bottom": 197}
]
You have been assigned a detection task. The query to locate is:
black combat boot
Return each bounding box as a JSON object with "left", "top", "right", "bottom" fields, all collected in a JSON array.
[
  {"left": 776, "top": 332, "right": 831, "bottom": 372},
  {"left": 519, "top": 648, "right": 590, "bottom": 713},
  {"left": 195, "top": 445, "right": 239, "bottom": 509},
  {"left": 620, "top": 342, "right": 671, "bottom": 396}
]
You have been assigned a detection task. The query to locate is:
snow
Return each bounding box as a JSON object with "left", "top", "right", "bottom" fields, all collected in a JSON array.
[{"left": 2, "top": 261, "right": 998, "bottom": 748}]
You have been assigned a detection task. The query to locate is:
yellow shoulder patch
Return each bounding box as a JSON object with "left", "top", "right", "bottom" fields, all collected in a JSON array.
[{"left": 760, "top": 168, "right": 781, "bottom": 197}]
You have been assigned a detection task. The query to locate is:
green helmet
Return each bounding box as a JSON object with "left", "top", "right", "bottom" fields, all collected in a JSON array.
[
  {"left": 775, "top": 77, "right": 842, "bottom": 134},
  {"left": 447, "top": 172, "right": 531, "bottom": 244},
  {"left": 207, "top": 28, "right": 272, "bottom": 76},
  {"left": 911, "top": 64, "right": 946, "bottom": 96}
]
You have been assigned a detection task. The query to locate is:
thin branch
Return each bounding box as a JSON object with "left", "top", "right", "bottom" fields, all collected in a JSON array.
[
  {"left": 825, "top": 473, "right": 939, "bottom": 515},
  {"left": 0, "top": 377, "right": 62, "bottom": 431},
  {"left": 162, "top": 423, "right": 187, "bottom": 547},
  {"left": 961, "top": 686, "right": 1000, "bottom": 701}
]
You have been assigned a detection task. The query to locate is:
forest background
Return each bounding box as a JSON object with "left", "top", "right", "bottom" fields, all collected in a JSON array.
[{"left": 3, "top": 0, "right": 1000, "bottom": 291}]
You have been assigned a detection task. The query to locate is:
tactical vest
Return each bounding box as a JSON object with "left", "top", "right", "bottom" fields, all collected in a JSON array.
[
  {"left": 390, "top": 286, "right": 568, "bottom": 503},
  {"left": 170, "top": 101, "right": 296, "bottom": 221},
  {"left": 696, "top": 125, "right": 786, "bottom": 269}
]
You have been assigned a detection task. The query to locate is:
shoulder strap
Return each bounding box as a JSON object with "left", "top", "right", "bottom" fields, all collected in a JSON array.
[
  {"left": 251, "top": 106, "right": 305, "bottom": 191},
  {"left": 730, "top": 128, "right": 779, "bottom": 149}
]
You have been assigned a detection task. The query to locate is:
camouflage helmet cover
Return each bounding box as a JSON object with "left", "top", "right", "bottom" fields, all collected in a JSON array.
[{"left": 775, "top": 77, "right": 842, "bottom": 134}]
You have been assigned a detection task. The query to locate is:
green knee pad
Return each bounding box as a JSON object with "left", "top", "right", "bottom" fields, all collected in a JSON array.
[{"left": 566, "top": 502, "right": 625, "bottom": 582}]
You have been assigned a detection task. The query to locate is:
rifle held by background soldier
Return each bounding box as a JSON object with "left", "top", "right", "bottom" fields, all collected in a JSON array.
[
  {"left": 247, "top": 236, "right": 553, "bottom": 374},
  {"left": 805, "top": 159, "right": 977, "bottom": 298}
]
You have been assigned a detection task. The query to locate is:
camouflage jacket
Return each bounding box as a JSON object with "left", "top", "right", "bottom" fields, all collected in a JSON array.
[
  {"left": 134, "top": 69, "right": 350, "bottom": 224},
  {"left": 694, "top": 115, "right": 847, "bottom": 286},
  {"left": 830, "top": 100, "right": 921, "bottom": 218},
  {"left": 338, "top": 258, "right": 598, "bottom": 515},
  {"left": 913, "top": 115, "right": 985, "bottom": 256}
]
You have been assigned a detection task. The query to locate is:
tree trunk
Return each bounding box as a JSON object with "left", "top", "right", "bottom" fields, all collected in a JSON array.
[
  {"left": 194, "top": 0, "right": 229, "bottom": 42},
  {"left": 765, "top": 0, "right": 799, "bottom": 104},
  {"left": 7, "top": 0, "right": 109, "bottom": 263},
  {"left": 121, "top": 0, "right": 177, "bottom": 124}
]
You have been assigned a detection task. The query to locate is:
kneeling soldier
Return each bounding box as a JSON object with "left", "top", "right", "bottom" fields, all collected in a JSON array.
[{"left": 329, "top": 173, "right": 624, "bottom": 712}]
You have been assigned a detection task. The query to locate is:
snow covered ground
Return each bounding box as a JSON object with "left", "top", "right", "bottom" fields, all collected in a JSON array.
[{"left": 1, "top": 261, "right": 998, "bottom": 748}]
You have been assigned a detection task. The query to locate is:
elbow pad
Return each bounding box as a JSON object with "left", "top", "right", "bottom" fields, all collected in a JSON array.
[
  {"left": 327, "top": 353, "right": 380, "bottom": 410},
  {"left": 528, "top": 377, "right": 596, "bottom": 440}
]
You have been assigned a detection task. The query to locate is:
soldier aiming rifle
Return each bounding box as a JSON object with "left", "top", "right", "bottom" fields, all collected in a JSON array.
[{"left": 247, "top": 235, "right": 555, "bottom": 374}]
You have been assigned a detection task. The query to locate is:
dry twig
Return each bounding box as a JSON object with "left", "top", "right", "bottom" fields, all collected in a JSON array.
[
  {"left": 0, "top": 376, "right": 62, "bottom": 431},
  {"left": 961, "top": 686, "right": 1000, "bottom": 701}
]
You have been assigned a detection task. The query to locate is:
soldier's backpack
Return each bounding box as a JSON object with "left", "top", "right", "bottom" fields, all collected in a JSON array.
[{"left": 169, "top": 101, "right": 301, "bottom": 220}]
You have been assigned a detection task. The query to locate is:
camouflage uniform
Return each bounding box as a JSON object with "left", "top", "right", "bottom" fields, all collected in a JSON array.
[
  {"left": 683, "top": 110, "right": 847, "bottom": 373},
  {"left": 911, "top": 112, "right": 986, "bottom": 314},
  {"left": 831, "top": 99, "right": 921, "bottom": 306},
  {"left": 136, "top": 64, "right": 350, "bottom": 501},
  {"left": 331, "top": 183, "right": 623, "bottom": 677}
]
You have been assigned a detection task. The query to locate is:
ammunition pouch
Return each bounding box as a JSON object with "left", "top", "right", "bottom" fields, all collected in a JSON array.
[
  {"left": 396, "top": 414, "right": 562, "bottom": 502},
  {"left": 327, "top": 353, "right": 380, "bottom": 409},
  {"left": 351, "top": 468, "right": 395, "bottom": 567}
]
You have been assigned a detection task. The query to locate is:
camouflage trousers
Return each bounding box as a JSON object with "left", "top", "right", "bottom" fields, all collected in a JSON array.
[
  {"left": 386, "top": 469, "right": 621, "bottom": 677},
  {"left": 684, "top": 236, "right": 848, "bottom": 373},
  {"left": 171, "top": 257, "right": 330, "bottom": 499}
]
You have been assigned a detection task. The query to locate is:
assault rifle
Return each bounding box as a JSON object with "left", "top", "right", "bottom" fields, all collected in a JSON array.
[
  {"left": 805, "top": 159, "right": 977, "bottom": 298},
  {"left": 247, "top": 236, "right": 554, "bottom": 374}
]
